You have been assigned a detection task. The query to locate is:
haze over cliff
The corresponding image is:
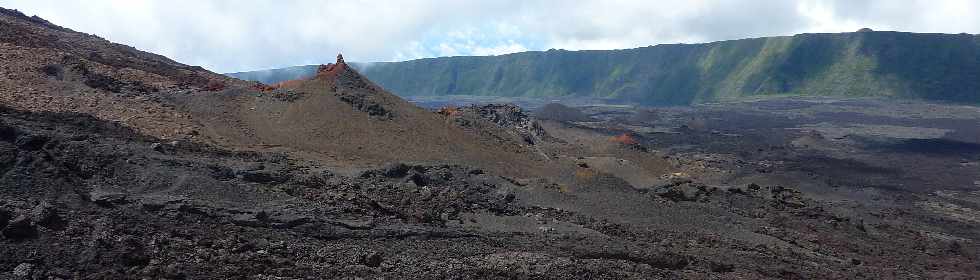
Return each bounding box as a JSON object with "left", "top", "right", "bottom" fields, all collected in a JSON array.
[{"left": 230, "top": 30, "right": 980, "bottom": 105}]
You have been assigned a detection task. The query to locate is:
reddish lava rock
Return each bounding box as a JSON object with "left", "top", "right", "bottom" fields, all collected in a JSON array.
[
  {"left": 252, "top": 83, "right": 276, "bottom": 92},
  {"left": 315, "top": 54, "right": 349, "bottom": 82},
  {"left": 611, "top": 132, "right": 639, "bottom": 146},
  {"left": 203, "top": 80, "right": 227, "bottom": 91}
]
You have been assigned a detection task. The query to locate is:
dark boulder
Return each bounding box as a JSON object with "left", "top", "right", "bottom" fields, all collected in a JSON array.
[
  {"left": 358, "top": 250, "right": 384, "bottom": 267},
  {"left": 14, "top": 133, "right": 48, "bottom": 151},
  {"left": 2, "top": 214, "right": 37, "bottom": 239},
  {"left": 40, "top": 64, "right": 64, "bottom": 79},
  {"left": 0, "top": 142, "right": 15, "bottom": 171},
  {"left": 88, "top": 189, "right": 128, "bottom": 207},
  {"left": 0, "top": 208, "right": 10, "bottom": 229},
  {"left": 0, "top": 123, "right": 17, "bottom": 141},
  {"left": 378, "top": 163, "right": 411, "bottom": 178},
  {"left": 238, "top": 169, "right": 288, "bottom": 183}
]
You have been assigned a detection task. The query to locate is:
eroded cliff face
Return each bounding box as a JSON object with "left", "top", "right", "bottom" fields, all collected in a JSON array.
[{"left": 348, "top": 32, "right": 980, "bottom": 105}]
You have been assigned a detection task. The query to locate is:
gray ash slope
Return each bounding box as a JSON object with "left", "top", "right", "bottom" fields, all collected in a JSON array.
[{"left": 2, "top": 105, "right": 977, "bottom": 279}]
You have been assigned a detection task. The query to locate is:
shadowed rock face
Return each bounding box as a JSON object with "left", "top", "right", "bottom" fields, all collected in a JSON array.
[
  {"left": 326, "top": 55, "right": 395, "bottom": 119},
  {"left": 450, "top": 104, "right": 552, "bottom": 145}
]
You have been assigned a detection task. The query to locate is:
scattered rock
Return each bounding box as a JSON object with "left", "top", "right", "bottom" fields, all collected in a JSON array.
[
  {"left": 12, "top": 263, "right": 34, "bottom": 277},
  {"left": 654, "top": 183, "right": 715, "bottom": 202},
  {"left": 335, "top": 90, "right": 393, "bottom": 119},
  {"left": 650, "top": 177, "right": 708, "bottom": 202},
  {"left": 30, "top": 201, "right": 61, "bottom": 227},
  {"left": 769, "top": 186, "right": 806, "bottom": 208},
  {"left": 417, "top": 186, "right": 433, "bottom": 200}
]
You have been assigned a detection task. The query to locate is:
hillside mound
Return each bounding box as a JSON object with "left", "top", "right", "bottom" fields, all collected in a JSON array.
[
  {"left": 175, "top": 55, "right": 550, "bottom": 177},
  {"left": 0, "top": 8, "right": 266, "bottom": 140},
  {"left": 0, "top": 8, "right": 549, "bottom": 177}
]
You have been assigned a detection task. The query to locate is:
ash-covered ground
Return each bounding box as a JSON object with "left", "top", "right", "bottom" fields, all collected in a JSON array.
[{"left": 2, "top": 98, "right": 979, "bottom": 279}]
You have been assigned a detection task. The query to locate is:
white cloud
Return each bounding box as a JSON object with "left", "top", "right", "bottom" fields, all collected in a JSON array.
[
  {"left": 437, "top": 43, "right": 460, "bottom": 57},
  {"left": 2, "top": 0, "right": 976, "bottom": 72},
  {"left": 472, "top": 41, "right": 528, "bottom": 56}
]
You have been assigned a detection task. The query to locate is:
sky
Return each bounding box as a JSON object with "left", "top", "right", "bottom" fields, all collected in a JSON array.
[{"left": 2, "top": 0, "right": 978, "bottom": 73}]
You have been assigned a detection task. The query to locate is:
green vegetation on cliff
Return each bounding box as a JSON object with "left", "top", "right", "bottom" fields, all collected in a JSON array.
[{"left": 228, "top": 31, "right": 980, "bottom": 105}]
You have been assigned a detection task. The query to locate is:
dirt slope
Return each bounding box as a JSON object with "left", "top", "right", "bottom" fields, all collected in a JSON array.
[
  {"left": 0, "top": 8, "right": 548, "bottom": 178},
  {"left": 0, "top": 8, "right": 246, "bottom": 140},
  {"left": 175, "top": 55, "right": 551, "bottom": 177}
]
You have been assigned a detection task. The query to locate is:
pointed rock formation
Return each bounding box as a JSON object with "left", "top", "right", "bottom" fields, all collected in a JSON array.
[{"left": 316, "top": 53, "right": 348, "bottom": 81}]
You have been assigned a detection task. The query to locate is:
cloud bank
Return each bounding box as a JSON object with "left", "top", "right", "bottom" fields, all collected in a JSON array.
[{"left": 3, "top": 0, "right": 977, "bottom": 72}]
